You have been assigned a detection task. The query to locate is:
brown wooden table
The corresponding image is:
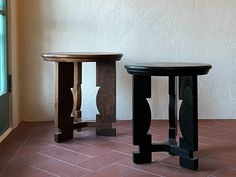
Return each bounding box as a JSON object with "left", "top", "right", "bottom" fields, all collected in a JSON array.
[{"left": 42, "top": 52, "right": 123, "bottom": 143}]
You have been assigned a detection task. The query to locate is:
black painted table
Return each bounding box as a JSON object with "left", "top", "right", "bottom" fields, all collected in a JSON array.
[{"left": 125, "top": 62, "right": 212, "bottom": 170}]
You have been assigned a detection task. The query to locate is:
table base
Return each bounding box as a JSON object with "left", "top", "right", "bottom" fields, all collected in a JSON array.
[
  {"left": 132, "top": 75, "right": 198, "bottom": 170},
  {"left": 54, "top": 61, "right": 116, "bottom": 143}
]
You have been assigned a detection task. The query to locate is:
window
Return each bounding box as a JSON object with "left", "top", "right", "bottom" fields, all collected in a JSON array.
[{"left": 0, "top": 0, "right": 7, "bottom": 95}]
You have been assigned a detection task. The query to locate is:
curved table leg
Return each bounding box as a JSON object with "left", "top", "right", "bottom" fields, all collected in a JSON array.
[
  {"left": 132, "top": 75, "right": 152, "bottom": 164},
  {"left": 55, "top": 62, "right": 74, "bottom": 143},
  {"left": 179, "top": 76, "right": 199, "bottom": 170},
  {"left": 71, "top": 63, "right": 82, "bottom": 131},
  {"left": 96, "top": 62, "right": 116, "bottom": 136}
]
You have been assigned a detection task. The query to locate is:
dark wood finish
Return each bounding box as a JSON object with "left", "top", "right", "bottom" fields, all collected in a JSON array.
[
  {"left": 96, "top": 61, "right": 116, "bottom": 136},
  {"left": 42, "top": 52, "right": 123, "bottom": 143},
  {"left": 71, "top": 63, "right": 82, "bottom": 122},
  {"left": 125, "top": 62, "right": 212, "bottom": 170},
  {"left": 42, "top": 52, "right": 122, "bottom": 62},
  {"left": 55, "top": 62, "right": 74, "bottom": 143}
]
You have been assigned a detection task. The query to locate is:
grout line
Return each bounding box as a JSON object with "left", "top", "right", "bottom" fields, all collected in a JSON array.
[
  {"left": 37, "top": 152, "right": 93, "bottom": 172},
  {"left": 0, "top": 126, "right": 35, "bottom": 176},
  {"left": 124, "top": 170, "right": 139, "bottom": 177},
  {"left": 111, "top": 140, "right": 132, "bottom": 146},
  {"left": 70, "top": 150, "right": 129, "bottom": 164},
  {"left": 30, "top": 166, "right": 61, "bottom": 177},
  {"left": 112, "top": 150, "right": 132, "bottom": 156},
  {"left": 111, "top": 139, "right": 132, "bottom": 146},
  {"left": 43, "top": 143, "right": 93, "bottom": 158},
  {"left": 68, "top": 150, "right": 120, "bottom": 163},
  {"left": 207, "top": 168, "right": 224, "bottom": 177},
  {"left": 117, "top": 163, "right": 164, "bottom": 177},
  {"left": 95, "top": 162, "right": 116, "bottom": 171},
  {"left": 80, "top": 162, "right": 118, "bottom": 176},
  {"left": 159, "top": 161, "right": 181, "bottom": 169},
  {"left": 75, "top": 140, "right": 110, "bottom": 147},
  {"left": 0, "top": 161, "right": 10, "bottom": 176},
  {"left": 9, "top": 127, "right": 35, "bottom": 161},
  {"left": 164, "top": 168, "right": 182, "bottom": 177}
]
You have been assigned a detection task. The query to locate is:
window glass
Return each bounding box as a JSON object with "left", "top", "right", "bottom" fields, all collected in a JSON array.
[
  {"left": 0, "top": 0, "right": 6, "bottom": 95},
  {"left": 0, "top": 0, "right": 5, "bottom": 10}
]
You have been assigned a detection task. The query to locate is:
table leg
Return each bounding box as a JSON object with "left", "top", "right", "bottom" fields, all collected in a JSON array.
[
  {"left": 71, "top": 63, "right": 82, "bottom": 131},
  {"left": 96, "top": 62, "right": 116, "bottom": 136},
  {"left": 132, "top": 75, "right": 152, "bottom": 164},
  {"left": 179, "top": 76, "right": 199, "bottom": 170},
  {"left": 168, "top": 76, "right": 178, "bottom": 150},
  {"left": 55, "top": 62, "right": 74, "bottom": 143}
]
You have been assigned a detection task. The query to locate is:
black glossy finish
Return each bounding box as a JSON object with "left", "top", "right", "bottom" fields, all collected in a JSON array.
[
  {"left": 132, "top": 75, "right": 152, "bottom": 163},
  {"left": 125, "top": 62, "right": 211, "bottom": 170},
  {"left": 168, "top": 76, "right": 178, "bottom": 155},
  {"left": 125, "top": 62, "right": 212, "bottom": 76}
]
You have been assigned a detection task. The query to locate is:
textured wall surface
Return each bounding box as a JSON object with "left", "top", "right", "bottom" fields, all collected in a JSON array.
[{"left": 17, "top": 0, "right": 236, "bottom": 121}]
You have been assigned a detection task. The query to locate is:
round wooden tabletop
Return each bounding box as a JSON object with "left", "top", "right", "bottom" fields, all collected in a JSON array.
[
  {"left": 125, "top": 62, "right": 212, "bottom": 76},
  {"left": 42, "top": 52, "right": 123, "bottom": 62}
]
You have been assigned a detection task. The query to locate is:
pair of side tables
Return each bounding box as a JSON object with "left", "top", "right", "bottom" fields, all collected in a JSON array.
[{"left": 42, "top": 52, "right": 212, "bottom": 170}]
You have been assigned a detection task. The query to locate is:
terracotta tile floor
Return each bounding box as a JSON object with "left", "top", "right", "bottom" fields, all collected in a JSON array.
[{"left": 0, "top": 120, "right": 236, "bottom": 177}]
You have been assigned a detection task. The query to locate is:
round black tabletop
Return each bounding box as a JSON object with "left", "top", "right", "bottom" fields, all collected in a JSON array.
[{"left": 125, "top": 62, "right": 212, "bottom": 76}]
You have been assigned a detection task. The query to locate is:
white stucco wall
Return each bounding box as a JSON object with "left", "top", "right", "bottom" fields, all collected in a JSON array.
[{"left": 17, "top": 0, "right": 236, "bottom": 121}]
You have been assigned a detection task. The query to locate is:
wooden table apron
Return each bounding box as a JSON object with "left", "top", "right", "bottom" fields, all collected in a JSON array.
[
  {"left": 42, "top": 53, "right": 123, "bottom": 143},
  {"left": 125, "top": 62, "right": 212, "bottom": 170}
]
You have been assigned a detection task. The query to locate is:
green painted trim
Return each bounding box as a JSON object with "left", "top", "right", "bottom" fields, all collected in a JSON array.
[{"left": 0, "top": 93, "right": 9, "bottom": 135}]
